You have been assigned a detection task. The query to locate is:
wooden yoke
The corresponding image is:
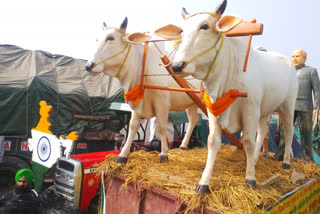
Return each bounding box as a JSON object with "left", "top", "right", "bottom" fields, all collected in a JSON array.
[
  {"left": 224, "top": 19, "right": 263, "bottom": 71},
  {"left": 161, "top": 55, "right": 207, "bottom": 113},
  {"left": 224, "top": 19, "right": 263, "bottom": 37},
  {"left": 141, "top": 40, "right": 251, "bottom": 149},
  {"left": 140, "top": 45, "right": 244, "bottom": 149},
  {"left": 160, "top": 55, "right": 243, "bottom": 149}
]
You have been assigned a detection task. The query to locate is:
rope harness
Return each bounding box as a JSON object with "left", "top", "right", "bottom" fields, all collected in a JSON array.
[
  {"left": 93, "top": 27, "right": 132, "bottom": 78},
  {"left": 183, "top": 35, "right": 224, "bottom": 81},
  {"left": 185, "top": 12, "right": 222, "bottom": 20},
  {"left": 94, "top": 44, "right": 132, "bottom": 78}
]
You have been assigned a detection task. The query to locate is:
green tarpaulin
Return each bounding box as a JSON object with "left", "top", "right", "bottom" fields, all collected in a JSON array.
[{"left": 0, "top": 44, "right": 125, "bottom": 137}]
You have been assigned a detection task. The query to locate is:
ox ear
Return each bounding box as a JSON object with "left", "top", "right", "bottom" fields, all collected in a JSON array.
[
  {"left": 216, "top": 15, "right": 242, "bottom": 33},
  {"left": 123, "top": 32, "right": 151, "bottom": 44},
  {"left": 154, "top": 24, "right": 182, "bottom": 40}
]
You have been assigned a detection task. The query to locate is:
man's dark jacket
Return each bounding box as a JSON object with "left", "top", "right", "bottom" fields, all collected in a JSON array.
[{"left": 0, "top": 186, "right": 41, "bottom": 214}]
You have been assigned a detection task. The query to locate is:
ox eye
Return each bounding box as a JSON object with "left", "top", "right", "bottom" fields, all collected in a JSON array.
[
  {"left": 106, "top": 36, "right": 114, "bottom": 41},
  {"left": 200, "top": 24, "right": 209, "bottom": 30}
]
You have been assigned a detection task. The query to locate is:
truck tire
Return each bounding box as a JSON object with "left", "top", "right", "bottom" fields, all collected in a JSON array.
[{"left": 0, "top": 156, "right": 31, "bottom": 187}]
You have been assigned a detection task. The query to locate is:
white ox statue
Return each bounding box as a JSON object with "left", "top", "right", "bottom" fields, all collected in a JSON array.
[
  {"left": 85, "top": 18, "right": 202, "bottom": 163},
  {"left": 156, "top": 0, "right": 298, "bottom": 192}
]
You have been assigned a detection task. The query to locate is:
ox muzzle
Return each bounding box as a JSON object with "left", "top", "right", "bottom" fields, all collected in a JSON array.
[
  {"left": 171, "top": 61, "right": 186, "bottom": 73},
  {"left": 85, "top": 62, "right": 95, "bottom": 72}
]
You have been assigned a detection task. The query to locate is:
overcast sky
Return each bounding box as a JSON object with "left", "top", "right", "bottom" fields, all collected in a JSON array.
[{"left": 1, "top": 0, "right": 319, "bottom": 71}]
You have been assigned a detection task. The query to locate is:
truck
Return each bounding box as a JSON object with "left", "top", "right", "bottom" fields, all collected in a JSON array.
[{"left": 0, "top": 44, "right": 127, "bottom": 198}]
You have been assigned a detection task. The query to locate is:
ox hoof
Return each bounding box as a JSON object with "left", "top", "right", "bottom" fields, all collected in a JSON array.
[
  {"left": 195, "top": 185, "right": 210, "bottom": 194},
  {"left": 281, "top": 163, "right": 291, "bottom": 169},
  {"left": 179, "top": 146, "right": 189, "bottom": 150},
  {"left": 159, "top": 155, "right": 168, "bottom": 162},
  {"left": 115, "top": 156, "right": 128, "bottom": 163},
  {"left": 245, "top": 179, "right": 256, "bottom": 189}
]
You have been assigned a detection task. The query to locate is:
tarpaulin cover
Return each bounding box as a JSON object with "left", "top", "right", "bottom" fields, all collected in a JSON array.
[{"left": 0, "top": 44, "right": 125, "bottom": 137}]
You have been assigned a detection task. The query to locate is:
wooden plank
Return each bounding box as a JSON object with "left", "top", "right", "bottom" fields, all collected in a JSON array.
[
  {"left": 73, "top": 115, "right": 111, "bottom": 121},
  {"left": 257, "top": 174, "right": 281, "bottom": 188}
]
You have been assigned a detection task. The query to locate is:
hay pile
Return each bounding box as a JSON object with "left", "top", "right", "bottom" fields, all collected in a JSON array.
[{"left": 98, "top": 145, "right": 320, "bottom": 214}]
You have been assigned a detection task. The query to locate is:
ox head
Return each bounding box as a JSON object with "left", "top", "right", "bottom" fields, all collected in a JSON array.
[
  {"left": 85, "top": 17, "right": 151, "bottom": 76},
  {"left": 155, "top": 0, "right": 241, "bottom": 80}
]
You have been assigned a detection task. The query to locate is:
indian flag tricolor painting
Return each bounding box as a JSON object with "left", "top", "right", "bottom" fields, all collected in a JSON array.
[{"left": 99, "top": 171, "right": 106, "bottom": 214}]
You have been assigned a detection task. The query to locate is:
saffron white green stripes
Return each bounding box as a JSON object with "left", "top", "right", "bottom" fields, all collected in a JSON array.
[{"left": 99, "top": 171, "right": 106, "bottom": 214}]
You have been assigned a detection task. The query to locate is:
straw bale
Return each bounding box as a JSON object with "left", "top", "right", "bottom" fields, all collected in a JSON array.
[{"left": 98, "top": 144, "right": 320, "bottom": 214}]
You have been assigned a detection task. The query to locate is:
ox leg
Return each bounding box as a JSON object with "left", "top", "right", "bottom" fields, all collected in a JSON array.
[
  {"left": 241, "top": 109, "right": 259, "bottom": 189},
  {"left": 115, "top": 111, "right": 141, "bottom": 163},
  {"left": 254, "top": 116, "right": 269, "bottom": 164},
  {"left": 278, "top": 110, "right": 294, "bottom": 169},
  {"left": 243, "top": 133, "right": 257, "bottom": 188},
  {"left": 155, "top": 110, "right": 170, "bottom": 162},
  {"left": 196, "top": 113, "right": 222, "bottom": 194},
  {"left": 179, "top": 105, "right": 199, "bottom": 149}
]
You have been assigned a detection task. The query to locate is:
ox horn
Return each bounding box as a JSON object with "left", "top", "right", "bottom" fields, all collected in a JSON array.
[
  {"left": 120, "top": 17, "right": 128, "bottom": 32},
  {"left": 102, "top": 22, "right": 107, "bottom": 30},
  {"left": 182, "top": 8, "right": 189, "bottom": 20},
  {"left": 215, "top": 0, "right": 227, "bottom": 16}
]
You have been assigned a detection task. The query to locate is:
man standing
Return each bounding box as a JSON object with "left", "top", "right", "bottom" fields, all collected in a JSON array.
[
  {"left": 275, "top": 49, "right": 320, "bottom": 162},
  {"left": 292, "top": 49, "right": 320, "bottom": 161}
]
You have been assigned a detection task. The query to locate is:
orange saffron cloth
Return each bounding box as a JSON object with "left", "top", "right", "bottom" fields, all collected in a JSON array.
[
  {"left": 124, "top": 83, "right": 241, "bottom": 115},
  {"left": 124, "top": 84, "right": 145, "bottom": 105},
  {"left": 202, "top": 89, "right": 240, "bottom": 116}
]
